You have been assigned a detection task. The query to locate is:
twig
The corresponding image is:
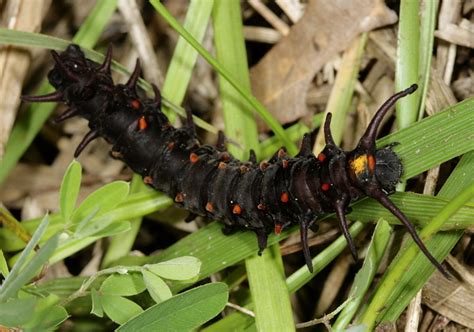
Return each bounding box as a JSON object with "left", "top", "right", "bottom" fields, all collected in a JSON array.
[
  {"left": 296, "top": 297, "right": 352, "bottom": 329},
  {"left": 226, "top": 302, "right": 256, "bottom": 318},
  {"left": 61, "top": 265, "right": 143, "bottom": 305}
]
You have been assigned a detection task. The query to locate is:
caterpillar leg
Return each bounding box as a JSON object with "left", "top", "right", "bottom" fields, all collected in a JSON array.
[
  {"left": 300, "top": 218, "right": 313, "bottom": 273},
  {"left": 333, "top": 195, "right": 358, "bottom": 261},
  {"left": 248, "top": 149, "right": 257, "bottom": 164},
  {"left": 185, "top": 212, "right": 198, "bottom": 223},
  {"left": 185, "top": 108, "right": 196, "bottom": 136},
  {"left": 216, "top": 130, "right": 226, "bottom": 151},
  {"left": 255, "top": 229, "right": 269, "bottom": 255}
]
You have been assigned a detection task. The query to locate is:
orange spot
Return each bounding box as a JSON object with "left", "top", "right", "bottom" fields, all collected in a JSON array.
[
  {"left": 368, "top": 154, "right": 376, "bottom": 172},
  {"left": 190, "top": 153, "right": 199, "bottom": 163},
  {"left": 274, "top": 224, "right": 282, "bottom": 235},
  {"left": 218, "top": 162, "right": 226, "bottom": 169},
  {"left": 232, "top": 204, "right": 242, "bottom": 215},
  {"left": 259, "top": 161, "right": 269, "bottom": 170},
  {"left": 219, "top": 152, "right": 230, "bottom": 161},
  {"left": 257, "top": 203, "right": 266, "bottom": 210},
  {"left": 317, "top": 153, "right": 326, "bottom": 162},
  {"left": 280, "top": 192, "right": 289, "bottom": 203},
  {"left": 138, "top": 116, "right": 148, "bottom": 130},
  {"left": 321, "top": 183, "right": 330, "bottom": 191},
  {"left": 167, "top": 142, "right": 175, "bottom": 151},
  {"left": 282, "top": 160, "right": 289, "bottom": 169},
  {"left": 131, "top": 99, "right": 141, "bottom": 109},
  {"left": 350, "top": 155, "right": 368, "bottom": 176},
  {"left": 278, "top": 149, "right": 286, "bottom": 159},
  {"left": 205, "top": 202, "right": 214, "bottom": 212},
  {"left": 240, "top": 165, "right": 249, "bottom": 173},
  {"left": 175, "top": 193, "right": 184, "bottom": 203},
  {"left": 143, "top": 176, "right": 153, "bottom": 185}
]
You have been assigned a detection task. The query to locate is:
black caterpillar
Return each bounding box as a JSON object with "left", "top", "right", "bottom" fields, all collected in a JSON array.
[{"left": 22, "top": 44, "right": 447, "bottom": 275}]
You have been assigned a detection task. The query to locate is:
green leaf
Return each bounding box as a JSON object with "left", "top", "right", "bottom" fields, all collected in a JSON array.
[
  {"left": 71, "top": 181, "right": 129, "bottom": 224},
  {"left": 0, "top": 297, "right": 37, "bottom": 327},
  {"left": 101, "top": 295, "right": 143, "bottom": 325},
  {"left": 117, "top": 283, "right": 228, "bottom": 332},
  {"left": 162, "top": 0, "right": 214, "bottom": 118},
  {"left": 0, "top": 249, "right": 8, "bottom": 277},
  {"left": 21, "top": 294, "right": 69, "bottom": 331},
  {"left": 100, "top": 273, "right": 146, "bottom": 296},
  {"left": 5, "top": 234, "right": 59, "bottom": 300},
  {"left": 246, "top": 246, "right": 294, "bottom": 331},
  {"left": 212, "top": 0, "right": 259, "bottom": 158},
  {"left": 417, "top": 0, "right": 438, "bottom": 119},
  {"left": 142, "top": 270, "right": 172, "bottom": 304},
  {"left": 395, "top": 0, "right": 420, "bottom": 129},
  {"left": 59, "top": 160, "right": 82, "bottom": 222},
  {"left": 90, "top": 288, "right": 103, "bottom": 318},
  {"left": 145, "top": 256, "right": 201, "bottom": 280},
  {"left": 92, "top": 220, "right": 131, "bottom": 238},
  {"left": 0, "top": 215, "right": 52, "bottom": 301}
]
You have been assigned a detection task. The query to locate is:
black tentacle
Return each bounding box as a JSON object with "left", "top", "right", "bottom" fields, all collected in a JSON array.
[
  {"left": 74, "top": 130, "right": 100, "bottom": 158},
  {"left": 126, "top": 59, "right": 141, "bottom": 90},
  {"left": 21, "top": 91, "right": 63, "bottom": 103},
  {"left": 300, "top": 219, "right": 313, "bottom": 273},
  {"left": 99, "top": 44, "right": 113, "bottom": 74},
  {"left": 365, "top": 185, "right": 449, "bottom": 277},
  {"left": 54, "top": 107, "right": 79, "bottom": 123},
  {"left": 333, "top": 195, "right": 358, "bottom": 261}
]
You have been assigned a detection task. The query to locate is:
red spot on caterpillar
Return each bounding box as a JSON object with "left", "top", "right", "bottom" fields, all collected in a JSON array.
[
  {"left": 280, "top": 192, "right": 289, "bottom": 203},
  {"left": 219, "top": 152, "right": 230, "bottom": 161},
  {"left": 175, "top": 192, "right": 185, "bottom": 203},
  {"left": 257, "top": 203, "right": 266, "bottom": 210},
  {"left": 138, "top": 116, "right": 147, "bottom": 130},
  {"left": 317, "top": 153, "right": 326, "bottom": 162},
  {"left": 205, "top": 202, "right": 214, "bottom": 212},
  {"left": 282, "top": 160, "right": 289, "bottom": 169},
  {"left": 143, "top": 176, "right": 153, "bottom": 184},
  {"left": 167, "top": 142, "right": 175, "bottom": 151},
  {"left": 274, "top": 224, "right": 282, "bottom": 235},
  {"left": 218, "top": 162, "right": 226, "bottom": 169},
  {"left": 131, "top": 99, "right": 141, "bottom": 109},
  {"left": 368, "top": 154, "right": 376, "bottom": 172},
  {"left": 321, "top": 183, "right": 330, "bottom": 191},
  {"left": 232, "top": 204, "right": 242, "bottom": 215},
  {"left": 190, "top": 153, "right": 199, "bottom": 163}
]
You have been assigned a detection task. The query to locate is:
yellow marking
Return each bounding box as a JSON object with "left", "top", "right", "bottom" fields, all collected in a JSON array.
[{"left": 350, "top": 155, "right": 368, "bottom": 176}]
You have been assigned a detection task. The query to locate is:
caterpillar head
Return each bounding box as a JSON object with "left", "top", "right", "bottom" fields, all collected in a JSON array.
[
  {"left": 316, "top": 84, "right": 447, "bottom": 277},
  {"left": 21, "top": 44, "right": 114, "bottom": 114}
]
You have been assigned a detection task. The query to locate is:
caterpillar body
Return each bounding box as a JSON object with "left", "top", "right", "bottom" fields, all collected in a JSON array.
[{"left": 22, "top": 44, "right": 447, "bottom": 275}]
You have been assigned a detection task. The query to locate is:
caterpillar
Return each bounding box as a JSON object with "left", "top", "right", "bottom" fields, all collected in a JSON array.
[{"left": 22, "top": 44, "right": 447, "bottom": 275}]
